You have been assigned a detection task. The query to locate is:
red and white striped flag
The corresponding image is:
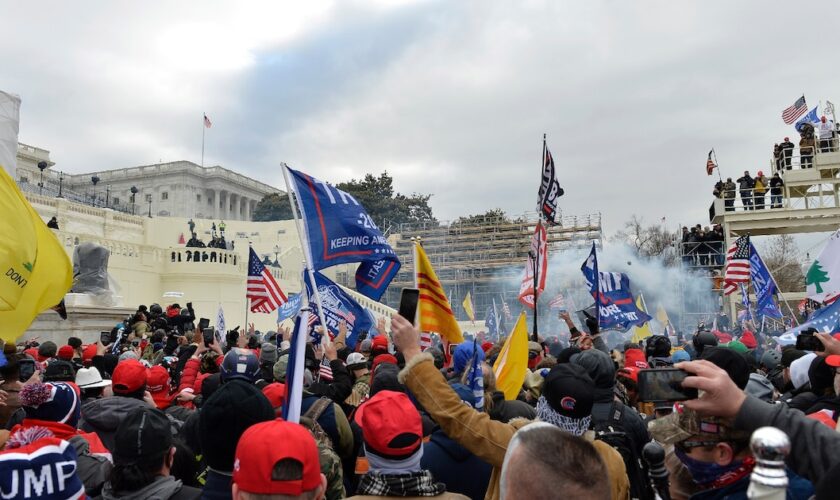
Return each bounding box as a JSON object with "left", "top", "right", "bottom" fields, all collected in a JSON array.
[
  {"left": 247, "top": 248, "right": 287, "bottom": 313},
  {"left": 723, "top": 236, "right": 751, "bottom": 295},
  {"left": 203, "top": 113, "right": 212, "bottom": 128},
  {"left": 420, "top": 332, "right": 432, "bottom": 350},
  {"left": 318, "top": 357, "right": 333, "bottom": 381},
  {"left": 500, "top": 299, "right": 512, "bottom": 321},
  {"left": 782, "top": 96, "right": 807, "bottom": 125},
  {"left": 548, "top": 293, "right": 566, "bottom": 310}
]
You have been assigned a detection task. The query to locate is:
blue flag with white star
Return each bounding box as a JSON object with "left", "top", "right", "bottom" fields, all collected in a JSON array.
[
  {"left": 304, "top": 271, "right": 373, "bottom": 349},
  {"left": 286, "top": 166, "right": 401, "bottom": 301}
]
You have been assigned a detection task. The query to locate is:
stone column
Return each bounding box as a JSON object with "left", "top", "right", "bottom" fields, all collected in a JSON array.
[
  {"left": 239, "top": 196, "right": 248, "bottom": 221},
  {"left": 220, "top": 191, "right": 228, "bottom": 220},
  {"left": 229, "top": 193, "right": 238, "bottom": 221},
  {"left": 244, "top": 197, "right": 251, "bottom": 221},
  {"left": 210, "top": 189, "right": 219, "bottom": 219}
]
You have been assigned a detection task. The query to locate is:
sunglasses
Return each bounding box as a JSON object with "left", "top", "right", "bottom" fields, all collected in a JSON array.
[{"left": 528, "top": 351, "right": 540, "bottom": 359}]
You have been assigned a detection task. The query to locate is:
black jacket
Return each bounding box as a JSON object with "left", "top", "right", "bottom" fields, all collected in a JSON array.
[{"left": 737, "top": 175, "right": 755, "bottom": 191}]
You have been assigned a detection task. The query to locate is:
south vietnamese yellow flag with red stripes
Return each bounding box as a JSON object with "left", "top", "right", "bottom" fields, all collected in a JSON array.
[{"left": 415, "top": 242, "right": 463, "bottom": 344}]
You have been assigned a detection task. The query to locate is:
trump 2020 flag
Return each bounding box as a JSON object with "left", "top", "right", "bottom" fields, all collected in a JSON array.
[
  {"left": 277, "top": 293, "right": 303, "bottom": 323},
  {"left": 537, "top": 139, "right": 563, "bottom": 224},
  {"left": 581, "top": 243, "right": 652, "bottom": 331},
  {"left": 304, "top": 271, "right": 372, "bottom": 349},
  {"left": 749, "top": 243, "right": 782, "bottom": 319},
  {"left": 285, "top": 166, "right": 400, "bottom": 301},
  {"left": 795, "top": 106, "right": 820, "bottom": 132},
  {"left": 484, "top": 305, "right": 498, "bottom": 336},
  {"left": 518, "top": 221, "right": 548, "bottom": 309}
]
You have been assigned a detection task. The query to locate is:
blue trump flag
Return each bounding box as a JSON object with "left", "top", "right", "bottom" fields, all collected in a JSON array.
[
  {"left": 304, "top": 271, "right": 373, "bottom": 349},
  {"left": 484, "top": 305, "right": 498, "bottom": 336},
  {"left": 795, "top": 106, "right": 820, "bottom": 132},
  {"left": 277, "top": 293, "right": 303, "bottom": 323},
  {"left": 740, "top": 283, "right": 753, "bottom": 322},
  {"left": 581, "top": 244, "right": 652, "bottom": 331},
  {"left": 286, "top": 167, "right": 400, "bottom": 301},
  {"left": 749, "top": 243, "right": 783, "bottom": 319}
]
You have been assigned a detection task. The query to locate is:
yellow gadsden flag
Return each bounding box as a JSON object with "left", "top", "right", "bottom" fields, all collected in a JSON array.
[
  {"left": 630, "top": 294, "right": 654, "bottom": 344},
  {"left": 493, "top": 312, "right": 529, "bottom": 400},
  {"left": 462, "top": 291, "right": 475, "bottom": 322},
  {"left": 415, "top": 242, "right": 463, "bottom": 344},
  {"left": 0, "top": 167, "right": 72, "bottom": 342}
]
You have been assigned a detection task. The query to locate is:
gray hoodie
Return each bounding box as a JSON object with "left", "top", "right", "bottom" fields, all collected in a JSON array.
[
  {"left": 79, "top": 396, "right": 149, "bottom": 451},
  {"left": 101, "top": 475, "right": 193, "bottom": 500}
]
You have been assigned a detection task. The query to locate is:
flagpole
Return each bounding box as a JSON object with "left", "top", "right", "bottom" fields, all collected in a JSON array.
[
  {"left": 201, "top": 113, "right": 206, "bottom": 168},
  {"left": 281, "top": 163, "right": 330, "bottom": 342},
  {"left": 244, "top": 241, "right": 251, "bottom": 330},
  {"left": 713, "top": 149, "right": 722, "bottom": 183},
  {"left": 532, "top": 135, "right": 546, "bottom": 342}
]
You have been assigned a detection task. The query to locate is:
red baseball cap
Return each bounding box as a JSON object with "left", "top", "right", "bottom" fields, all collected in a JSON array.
[
  {"left": 624, "top": 348, "right": 649, "bottom": 369},
  {"left": 57, "top": 345, "right": 75, "bottom": 361},
  {"left": 371, "top": 336, "right": 389, "bottom": 353},
  {"left": 355, "top": 390, "right": 422, "bottom": 459},
  {"left": 233, "top": 420, "right": 321, "bottom": 496},
  {"left": 146, "top": 365, "right": 172, "bottom": 409},
  {"left": 371, "top": 354, "right": 398, "bottom": 377},
  {"left": 82, "top": 344, "right": 97, "bottom": 365},
  {"left": 262, "top": 382, "right": 287, "bottom": 413},
  {"left": 112, "top": 359, "right": 148, "bottom": 395}
]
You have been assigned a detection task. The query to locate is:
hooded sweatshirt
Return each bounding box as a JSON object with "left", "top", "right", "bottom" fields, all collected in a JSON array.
[
  {"left": 79, "top": 396, "right": 149, "bottom": 451},
  {"left": 572, "top": 350, "right": 650, "bottom": 454},
  {"left": 101, "top": 475, "right": 200, "bottom": 500}
]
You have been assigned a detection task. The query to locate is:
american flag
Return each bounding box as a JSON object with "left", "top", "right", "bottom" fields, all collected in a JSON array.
[
  {"left": 204, "top": 113, "right": 212, "bottom": 128},
  {"left": 500, "top": 299, "right": 512, "bottom": 321},
  {"left": 548, "top": 293, "right": 566, "bottom": 310},
  {"left": 782, "top": 96, "right": 808, "bottom": 125},
  {"left": 723, "top": 236, "right": 751, "bottom": 295},
  {"left": 247, "top": 248, "right": 287, "bottom": 313},
  {"left": 318, "top": 357, "right": 333, "bottom": 381},
  {"left": 420, "top": 332, "right": 432, "bottom": 350}
]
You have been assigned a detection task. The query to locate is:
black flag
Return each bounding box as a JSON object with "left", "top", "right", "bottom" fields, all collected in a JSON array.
[{"left": 537, "top": 141, "right": 563, "bottom": 224}]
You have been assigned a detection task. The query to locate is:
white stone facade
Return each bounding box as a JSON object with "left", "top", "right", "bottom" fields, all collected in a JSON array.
[{"left": 62, "top": 160, "right": 280, "bottom": 221}]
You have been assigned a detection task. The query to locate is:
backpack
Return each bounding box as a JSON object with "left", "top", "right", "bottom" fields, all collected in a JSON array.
[
  {"left": 299, "top": 397, "right": 345, "bottom": 500},
  {"left": 593, "top": 402, "right": 653, "bottom": 500}
]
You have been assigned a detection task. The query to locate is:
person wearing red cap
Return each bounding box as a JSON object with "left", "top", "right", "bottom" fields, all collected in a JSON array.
[
  {"left": 147, "top": 365, "right": 174, "bottom": 410},
  {"left": 57, "top": 345, "right": 76, "bottom": 362},
  {"left": 370, "top": 336, "right": 389, "bottom": 359},
  {"left": 232, "top": 419, "right": 327, "bottom": 500},
  {"left": 349, "top": 390, "right": 468, "bottom": 499}
]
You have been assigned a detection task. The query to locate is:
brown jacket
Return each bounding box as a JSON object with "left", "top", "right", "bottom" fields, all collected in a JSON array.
[{"left": 398, "top": 353, "right": 630, "bottom": 500}]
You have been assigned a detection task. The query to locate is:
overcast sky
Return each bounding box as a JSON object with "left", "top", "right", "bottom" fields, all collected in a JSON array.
[{"left": 4, "top": 0, "right": 840, "bottom": 236}]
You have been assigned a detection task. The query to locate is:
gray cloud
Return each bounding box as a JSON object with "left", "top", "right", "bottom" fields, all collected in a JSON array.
[{"left": 3, "top": 0, "right": 840, "bottom": 236}]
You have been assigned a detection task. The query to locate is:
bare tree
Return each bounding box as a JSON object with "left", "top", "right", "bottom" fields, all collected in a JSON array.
[
  {"left": 612, "top": 215, "right": 678, "bottom": 266},
  {"left": 760, "top": 234, "right": 806, "bottom": 292}
]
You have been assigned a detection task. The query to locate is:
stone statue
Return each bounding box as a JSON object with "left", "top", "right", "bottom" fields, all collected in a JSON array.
[{"left": 71, "top": 242, "right": 110, "bottom": 295}]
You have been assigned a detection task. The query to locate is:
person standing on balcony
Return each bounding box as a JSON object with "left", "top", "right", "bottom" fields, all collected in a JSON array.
[
  {"left": 780, "top": 137, "right": 795, "bottom": 169},
  {"left": 754, "top": 170, "right": 767, "bottom": 210},
  {"left": 737, "top": 171, "right": 754, "bottom": 210},
  {"left": 800, "top": 128, "right": 816, "bottom": 168},
  {"left": 723, "top": 178, "right": 736, "bottom": 211},
  {"left": 770, "top": 172, "right": 784, "bottom": 208},
  {"left": 219, "top": 220, "right": 226, "bottom": 236},
  {"left": 819, "top": 115, "right": 836, "bottom": 153}
]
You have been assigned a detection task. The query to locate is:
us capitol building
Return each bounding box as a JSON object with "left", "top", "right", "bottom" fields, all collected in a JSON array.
[{"left": 16, "top": 143, "right": 279, "bottom": 221}]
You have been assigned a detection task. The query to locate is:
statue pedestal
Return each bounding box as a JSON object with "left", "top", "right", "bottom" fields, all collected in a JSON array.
[{"left": 22, "top": 294, "right": 135, "bottom": 344}]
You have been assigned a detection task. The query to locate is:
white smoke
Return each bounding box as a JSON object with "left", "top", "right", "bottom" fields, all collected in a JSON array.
[{"left": 498, "top": 242, "right": 718, "bottom": 335}]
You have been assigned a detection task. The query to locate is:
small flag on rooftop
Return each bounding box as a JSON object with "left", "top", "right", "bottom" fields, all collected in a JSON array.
[{"left": 782, "top": 96, "right": 808, "bottom": 125}]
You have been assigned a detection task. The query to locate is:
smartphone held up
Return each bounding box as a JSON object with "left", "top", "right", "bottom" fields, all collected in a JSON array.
[
  {"left": 398, "top": 288, "right": 420, "bottom": 325},
  {"left": 637, "top": 368, "right": 698, "bottom": 403}
]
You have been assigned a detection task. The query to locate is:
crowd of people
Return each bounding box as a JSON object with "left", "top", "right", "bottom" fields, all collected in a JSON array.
[
  {"left": 1, "top": 301, "right": 839, "bottom": 499},
  {"left": 680, "top": 224, "right": 724, "bottom": 267},
  {"left": 712, "top": 171, "right": 784, "bottom": 212}
]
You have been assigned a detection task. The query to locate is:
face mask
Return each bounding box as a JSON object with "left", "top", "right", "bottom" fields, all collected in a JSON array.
[{"left": 675, "top": 447, "right": 743, "bottom": 487}]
